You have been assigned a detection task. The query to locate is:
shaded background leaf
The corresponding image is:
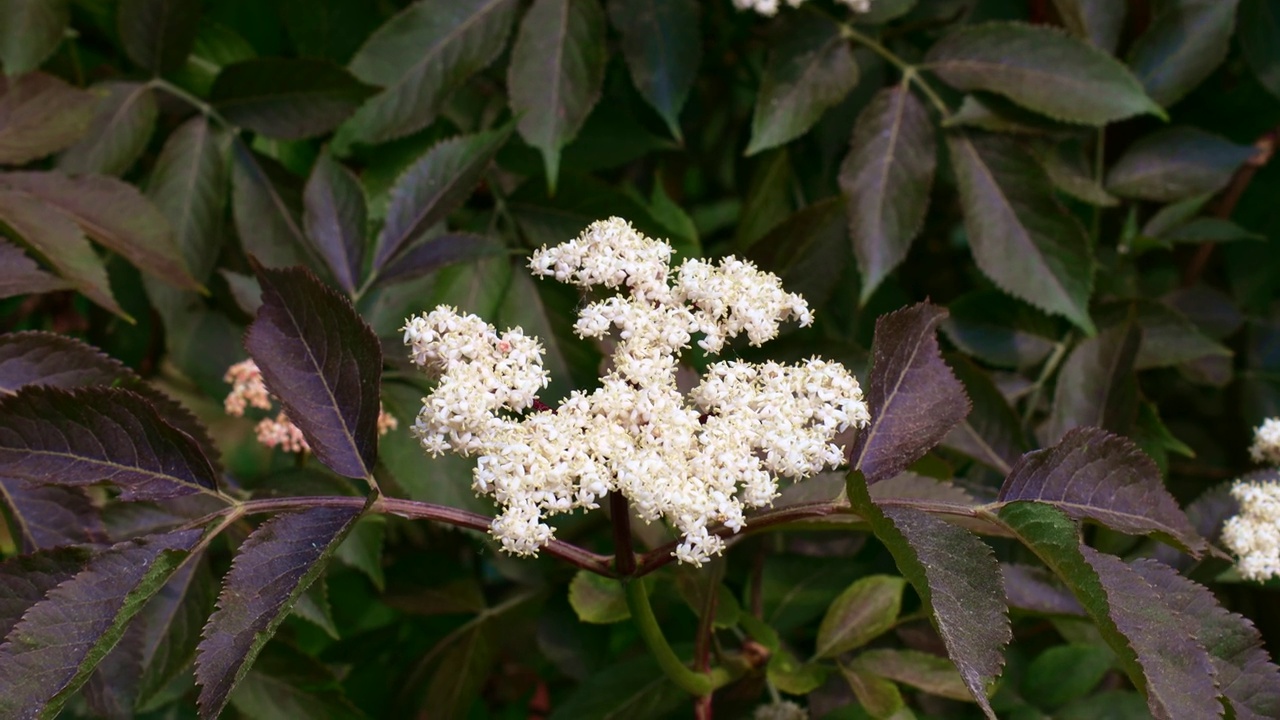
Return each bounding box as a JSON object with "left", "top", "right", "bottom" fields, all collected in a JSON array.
[{"left": 607, "top": 0, "right": 700, "bottom": 141}]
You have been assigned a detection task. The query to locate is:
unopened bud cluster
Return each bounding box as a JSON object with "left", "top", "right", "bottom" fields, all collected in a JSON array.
[
  {"left": 1223, "top": 418, "right": 1280, "bottom": 581},
  {"left": 403, "top": 217, "right": 869, "bottom": 565},
  {"left": 224, "top": 359, "right": 397, "bottom": 453}
]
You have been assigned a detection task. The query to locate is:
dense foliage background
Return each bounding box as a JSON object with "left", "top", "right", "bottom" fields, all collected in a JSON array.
[{"left": 2, "top": 0, "right": 1280, "bottom": 717}]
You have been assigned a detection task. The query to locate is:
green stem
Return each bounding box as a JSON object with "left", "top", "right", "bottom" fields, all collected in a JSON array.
[
  {"left": 838, "top": 23, "right": 952, "bottom": 120},
  {"left": 1021, "top": 335, "right": 1072, "bottom": 428},
  {"left": 624, "top": 578, "right": 716, "bottom": 696}
]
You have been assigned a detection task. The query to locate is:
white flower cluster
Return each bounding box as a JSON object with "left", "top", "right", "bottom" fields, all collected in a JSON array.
[
  {"left": 1223, "top": 479, "right": 1280, "bottom": 581},
  {"left": 1250, "top": 417, "right": 1280, "bottom": 466},
  {"left": 733, "top": 0, "right": 870, "bottom": 17},
  {"left": 223, "top": 359, "right": 398, "bottom": 454},
  {"left": 753, "top": 700, "right": 808, "bottom": 720},
  {"left": 404, "top": 217, "right": 869, "bottom": 565}
]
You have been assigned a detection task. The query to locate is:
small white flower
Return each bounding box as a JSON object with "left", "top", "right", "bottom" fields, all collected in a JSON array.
[
  {"left": 1223, "top": 478, "right": 1280, "bottom": 581},
  {"left": 1250, "top": 418, "right": 1280, "bottom": 466},
  {"left": 733, "top": 0, "right": 870, "bottom": 17},
  {"left": 753, "top": 700, "right": 808, "bottom": 720},
  {"left": 404, "top": 217, "right": 870, "bottom": 564}
]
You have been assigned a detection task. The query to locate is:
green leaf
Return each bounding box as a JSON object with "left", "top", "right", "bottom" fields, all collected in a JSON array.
[
  {"left": 144, "top": 116, "right": 231, "bottom": 284},
  {"left": 1159, "top": 218, "right": 1263, "bottom": 244},
  {"left": 228, "top": 642, "right": 365, "bottom": 720},
  {"left": 607, "top": 0, "right": 700, "bottom": 141},
  {"left": 947, "top": 132, "right": 1094, "bottom": 332},
  {"left": 0, "top": 529, "right": 203, "bottom": 720},
  {"left": 850, "top": 649, "right": 975, "bottom": 702},
  {"left": 940, "top": 291, "right": 1057, "bottom": 370},
  {"left": 508, "top": 0, "right": 607, "bottom": 190},
  {"left": 196, "top": 505, "right": 365, "bottom": 719},
  {"left": 1240, "top": 0, "right": 1280, "bottom": 100},
  {"left": 0, "top": 0, "right": 68, "bottom": 75},
  {"left": 840, "top": 663, "right": 906, "bottom": 719},
  {"left": 815, "top": 575, "right": 906, "bottom": 659},
  {"left": 0, "top": 189, "right": 124, "bottom": 317},
  {"left": 372, "top": 125, "right": 511, "bottom": 271},
  {"left": 925, "top": 22, "right": 1161, "bottom": 125},
  {"left": 334, "top": 516, "right": 385, "bottom": 591},
  {"left": 1050, "top": 0, "right": 1125, "bottom": 52},
  {"left": 57, "top": 82, "right": 158, "bottom": 176},
  {"left": 0, "top": 171, "right": 199, "bottom": 292},
  {"left": 548, "top": 654, "right": 684, "bottom": 720},
  {"left": 1106, "top": 126, "right": 1255, "bottom": 203},
  {"left": 941, "top": 354, "right": 1027, "bottom": 474},
  {"left": 117, "top": 0, "right": 202, "bottom": 75},
  {"left": 279, "top": 0, "right": 380, "bottom": 65},
  {"left": 747, "top": 196, "right": 850, "bottom": 310},
  {"left": 339, "top": 0, "right": 519, "bottom": 148},
  {"left": 1131, "top": 558, "right": 1280, "bottom": 718},
  {"left": 229, "top": 143, "right": 309, "bottom": 270},
  {"left": 568, "top": 570, "right": 630, "bottom": 624},
  {"left": 734, "top": 148, "right": 793, "bottom": 250},
  {"left": 212, "top": 59, "right": 375, "bottom": 140},
  {"left": 1045, "top": 323, "right": 1140, "bottom": 443},
  {"left": 995, "top": 502, "right": 1221, "bottom": 720},
  {"left": 848, "top": 475, "right": 1009, "bottom": 717},
  {"left": 1038, "top": 139, "right": 1118, "bottom": 207},
  {"left": 1096, "top": 300, "right": 1232, "bottom": 370},
  {"left": 0, "top": 72, "right": 97, "bottom": 165},
  {"left": 747, "top": 8, "right": 857, "bottom": 156},
  {"left": 1128, "top": 0, "right": 1238, "bottom": 108},
  {"left": 303, "top": 150, "right": 366, "bottom": 295},
  {"left": 840, "top": 86, "right": 936, "bottom": 303},
  {"left": 768, "top": 647, "right": 828, "bottom": 694},
  {"left": 851, "top": 302, "right": 970, "bottom": 485}
]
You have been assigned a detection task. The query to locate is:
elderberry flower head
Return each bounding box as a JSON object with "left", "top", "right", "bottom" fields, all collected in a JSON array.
[
  {"left": 223, "top": 359, "right": 398, "bottom": 454},
  {"left": 404, "top": 217, "right": 870, "bottom": 565},
  {"left": 1221, "top": 417, "right": 1280, "bottom": 581},
  {"left": 733, "top": 0, "right": 870, "bottom": 17}
]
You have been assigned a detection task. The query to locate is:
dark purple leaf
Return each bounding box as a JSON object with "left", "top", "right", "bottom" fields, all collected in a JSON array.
[
  {"left": 0, "top": 189, "right": 125, "bottom": 318},
  {"left": 1046, "top": 322, "right": 1140, "bottom": 443},
  {"left": 850, "top": 302, "right": 970, "bottom": 484},
  {"left": 196, "top": 505, "right": 364, "bottom": 719},
  {"left": 1131, "top": 559, "right": 1280, "bottom": 719},
  {"left": 303, "top": 150, "right": 366, "bottom": 294},
  {"left": 0, "top": 238, "right": 70, "bottom": 298},
  {"left": 998, "top": 427, "right": 1204, "bottom": 554},
  {"left": 245, "top": 264, "right": 382, "bottom": 479},
  {"left": 0, "top": 546, "right": 91, "bottom": 638},
  {"left": 1000, "top": 562, "right": 1084, "bottom": 617},
  {"left": 212, "top": 59, "right": 375, "bottom": 141},
  {"left": 230, "top": 142, "right": 309, "bottom": 270},
  {"left": 0, "top": 0, "right": 69, "bottom": 75},
  {"left": 0, "top": 528, "right": 203, "bottom": 719},
  {"left": 947, "top": 132, "right": 1095, "bottom": 332},
  {"left": 606, "top": 0, "right": 700, "bottom": 141},
  {"left": 997, "top": 502, "right": 1221, "bottom": 720},
  {"left": 0, "top": 72, "right": 96, "bottom": 165},
  {"left": 138, "top": 557, "right": 216, "bottom": 705},
  {"left": 942, "top": 354, "right": 1027, "bottom": 474},
  {"left": 57, "top": 81, "right": 158, "bottom": 176},
  {"left": 848, "top": 476, "right": 1009, "bottom": 717},
  {"left": 0, "top": 385, "right": 221, "bottom": 501},
  {"left": 117, "top": 0, "right": 201, "bottom": 75},
  {"left": 83, "top": 615, "right": 144, "bottom": 720},
  {"left": 377, "top": 232, "right": 506, "bottom": 288},
  {"left": 0, "top": 480, "right": 106, "bottom": 551},
  {"left": 0, "top": 331, "right": 125, "bottom": 394},
  {"left": 1148, "top": 480, "right": 1243, "bottom": 568},
  {"left": 372, "top": 125, "right": 512, "bottom": 271},
  {"left": 0, "top": 171, "right": 199, "bottom": 291},
  {"left": 840, "top": 86, "right": 936, "bottom": 304}
]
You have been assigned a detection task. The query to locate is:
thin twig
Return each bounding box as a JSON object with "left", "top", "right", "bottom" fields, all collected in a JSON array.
[{"left": 1183, "top": 129, "right": 1277, "bottom": 286}]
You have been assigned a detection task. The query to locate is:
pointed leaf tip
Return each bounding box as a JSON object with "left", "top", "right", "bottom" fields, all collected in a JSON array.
[
  {"left": 852, "top": 302, "right": 970, "bottom": 484},
  {"left": 244, "top": 263, "right": 383, "bottom": 480}
]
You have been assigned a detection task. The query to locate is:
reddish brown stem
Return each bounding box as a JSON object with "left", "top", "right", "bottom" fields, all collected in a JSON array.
[{"left": 1183, "top": 130, "right": 1277, "bottom": 287}]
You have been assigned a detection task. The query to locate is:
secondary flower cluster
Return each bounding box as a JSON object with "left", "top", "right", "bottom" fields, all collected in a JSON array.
[
  {"left": 1223, "top": 419, "right": 1280, "bottom": 581},
  {"left": 224, "top": 359, "right": 397, "bottom": 453},
  {"left": 404, "top": 217, "right": 869, "bottom": 565},
  {"left": 733, "top": 0, "right": 870, "bottom": 17}
]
